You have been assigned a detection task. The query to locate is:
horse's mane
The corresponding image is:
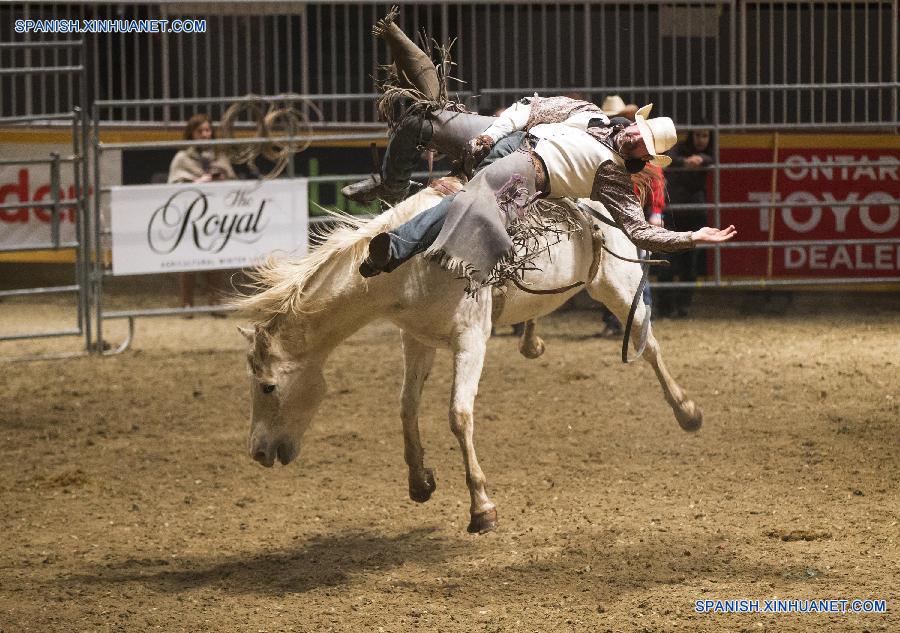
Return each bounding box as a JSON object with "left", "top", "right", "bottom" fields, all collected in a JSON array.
[{"left": 231, "top": 185, "right": 448, "bottom": 328}]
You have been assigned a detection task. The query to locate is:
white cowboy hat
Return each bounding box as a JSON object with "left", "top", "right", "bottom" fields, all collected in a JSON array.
[
  {"left": 600, "top": 95, "right": 627, "bottom": 116},
  {"left": 634, "top": 103, "right": 675, "bottom": 167},
  {"left": 601, "top": 95, "right": 642, "bottom": 119}
]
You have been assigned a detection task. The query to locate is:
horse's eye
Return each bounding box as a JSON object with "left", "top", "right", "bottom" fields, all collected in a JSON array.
[{"left": 262, "top": 384, "right": 276, "bottom": 394}]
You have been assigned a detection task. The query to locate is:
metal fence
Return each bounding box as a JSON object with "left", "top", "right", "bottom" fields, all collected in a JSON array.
[
  {"left": 0, "top": 37, "right": 91, "bottom": 356},
  {"left": 2, "top": 1, "right": 896, "bottom": 127}
]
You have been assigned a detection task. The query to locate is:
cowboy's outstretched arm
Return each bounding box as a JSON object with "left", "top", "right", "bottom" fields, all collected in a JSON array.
[
  {"left": 591, "top": 162, "right": 737, "bottom": 250},
  {"left": 590, "top": 161, "right": 694, "bottom": 252}
]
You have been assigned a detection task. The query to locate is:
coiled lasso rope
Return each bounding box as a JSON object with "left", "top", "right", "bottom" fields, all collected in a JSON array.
[{"left": 219, "top": 95, "right": 322, "bottom": 179}]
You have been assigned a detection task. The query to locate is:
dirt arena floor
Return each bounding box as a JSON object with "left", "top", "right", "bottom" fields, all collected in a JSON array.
[{"left": 1, "top": 290, "right": 898, "bottom": 632}]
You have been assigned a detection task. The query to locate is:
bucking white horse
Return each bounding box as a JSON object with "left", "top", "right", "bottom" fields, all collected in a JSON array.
[{"left": 235, "top": 182, "right": 703, "bottom": 534}]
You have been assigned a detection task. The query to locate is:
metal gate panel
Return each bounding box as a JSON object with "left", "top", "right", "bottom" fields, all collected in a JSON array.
[{"left": 0, "top": 35, "right": 91, "bottom": 356}]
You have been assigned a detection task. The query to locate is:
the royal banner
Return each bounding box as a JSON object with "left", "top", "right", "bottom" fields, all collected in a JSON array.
[
  {"left": 717, "top": 135, "right": 899, "bottom": 278},
  {"left": 110, "top": 178, "right": 308, "bottom": 275}
]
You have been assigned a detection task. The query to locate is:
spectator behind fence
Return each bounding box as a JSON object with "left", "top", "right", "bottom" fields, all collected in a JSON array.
[
  {"left": 655, "top": 127, "right": 714, "bottom": 318},
  {"left": 167, "top": 113, "right": 236, "bottom": 315}
]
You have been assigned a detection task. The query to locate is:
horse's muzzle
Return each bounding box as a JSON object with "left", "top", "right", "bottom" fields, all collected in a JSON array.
[{"left": 250, "top": 438, "right": 298, "bottom": 467}]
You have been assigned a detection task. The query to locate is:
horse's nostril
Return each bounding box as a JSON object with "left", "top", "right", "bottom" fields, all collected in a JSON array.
[
  {"left": 276, "top": 441, "right": 296, "bottom": 465},
  {"left": 253, "top": 450, "right": 268, "bottom": 463}
]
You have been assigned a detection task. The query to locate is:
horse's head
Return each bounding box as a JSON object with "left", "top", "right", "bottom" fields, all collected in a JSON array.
[{"left": 239, "top": 324, "right": 326, "bottom": 467}]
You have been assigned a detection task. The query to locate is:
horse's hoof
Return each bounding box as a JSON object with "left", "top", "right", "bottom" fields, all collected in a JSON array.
[
  {"left": 409, "top": 468, "right": 436, "bottom": 503},
  {"left": 467, "top": 507, "right": 498, "bottom": 534},
  {"left": 675, "top": 400, "right": 703, "bottom": 432},
  {"left": 519, "top": 336, "right": 546, "bottom": 359}
]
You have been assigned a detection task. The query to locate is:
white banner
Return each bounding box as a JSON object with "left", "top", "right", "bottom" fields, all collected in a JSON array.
[{"left": 110, "top": 178, "right": 308, "bottom": 275}]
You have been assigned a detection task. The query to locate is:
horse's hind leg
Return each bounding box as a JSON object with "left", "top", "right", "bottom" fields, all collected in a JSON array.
[
  {"left": 587, "top": 276, "right": 703, "bottom": 432},
  {"left": 450, "top": 326, "right": 498, "bottom": 533},
  {"left": 518, "top": 319, "right": 546, "bottom": 359},
  {"left": 400, "top": 331, "right": 437, "bottom": 502}
]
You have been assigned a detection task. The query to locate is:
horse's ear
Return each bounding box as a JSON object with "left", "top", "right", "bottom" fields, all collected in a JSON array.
[
  {"left": 253, "top": 325, "right": 271, "bottom": 360},
  {"left": 237, "top": 326, "right": 254, "bottom": 342},
  {"left": 253, "top": 324, "right": 271, "bottom": 344}
]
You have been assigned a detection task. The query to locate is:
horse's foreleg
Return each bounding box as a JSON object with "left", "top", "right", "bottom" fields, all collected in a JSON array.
[
  {"left": 518, "top": 319, "right": 546, "bottom": 359},
  {"left": 588, "top": 271, "right": 702, "bottom": 432},
  {"left": 400, "top": 331, "right": 437, "bottom": 502},
  {"left": 450, "top": 327, "right": 498, "bottom": 533}
]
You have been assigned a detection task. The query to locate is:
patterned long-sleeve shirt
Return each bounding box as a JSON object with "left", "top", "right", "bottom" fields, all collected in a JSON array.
[{"left": 592, "top": 162, "right": 693, "bottom": 252}]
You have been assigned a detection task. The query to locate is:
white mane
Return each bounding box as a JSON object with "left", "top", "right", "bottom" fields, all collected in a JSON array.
[{"left": 231, "top": 185, "right": 449, "bottom": 327}]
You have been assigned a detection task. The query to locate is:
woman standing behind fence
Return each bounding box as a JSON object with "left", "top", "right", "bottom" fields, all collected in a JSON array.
[
  {"left": 656, "top": 128, "right": 714, "bottom": 318},
  {"left": 167, "top": 113, "right": 236, "bottom": 313}
]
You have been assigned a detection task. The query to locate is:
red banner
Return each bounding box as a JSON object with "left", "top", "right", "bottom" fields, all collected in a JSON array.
[
  {"left": 716, "top": 135, "right": 899, "bottom": 278},
  {"left": 0, "top": 167, "right": 81, "bottom": 247}
]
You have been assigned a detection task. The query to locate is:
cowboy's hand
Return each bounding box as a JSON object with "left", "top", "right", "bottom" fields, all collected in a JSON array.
[
  {"left": 463, "top": 135, "right": 494, "bottom": 177},
  {"left": 691, "top": 225, "right": 737, "bottom": 244},
  {"left": 428, "top": 176, "right": 464, "bottom": 196}
]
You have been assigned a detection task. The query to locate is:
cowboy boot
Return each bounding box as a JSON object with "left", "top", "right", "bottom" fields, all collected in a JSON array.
[
  {"left": 374, "top": 7, "right": 440, "bottom": 102},
  {"left": 341, "top": 174, "right": 416, "bottom": 206},
  {"left": 358, "top": 232, "right": 393, "bottom": 277},
  {"left": 342, "top": 114, "right": 433, "bottom": 204}
]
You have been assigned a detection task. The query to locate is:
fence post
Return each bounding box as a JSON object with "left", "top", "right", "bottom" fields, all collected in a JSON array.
[
  {"left": 91, "top": 103, "right": 102, "bottom": 353},
  {"left": 72, "top": 107, "right": 84, "bottom": 333},
  {"left": 713, "top": 93, "right": 722, "bottom": 286},
  {"left": 80, "top": 36, "right": 92, "bottom": 353},
  {"left": 49, "top": 152, "right": 61, "bottom": 248}
]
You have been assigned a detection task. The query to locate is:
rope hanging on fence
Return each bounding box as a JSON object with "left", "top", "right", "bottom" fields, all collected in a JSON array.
[{"left": 219, "top": 95, "right": 322, "bottom": 179}]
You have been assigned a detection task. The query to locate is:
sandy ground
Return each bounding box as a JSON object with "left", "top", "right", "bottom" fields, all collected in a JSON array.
[{"left": 1, "top": 292, "right": 898, "bottom": 632}]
